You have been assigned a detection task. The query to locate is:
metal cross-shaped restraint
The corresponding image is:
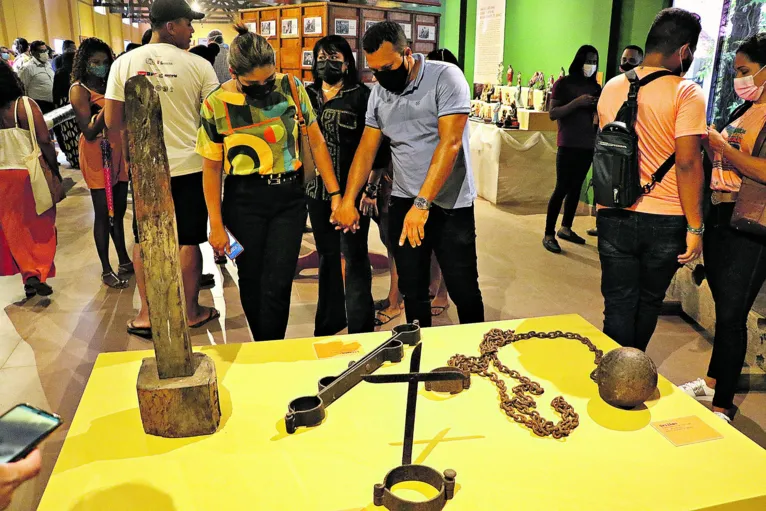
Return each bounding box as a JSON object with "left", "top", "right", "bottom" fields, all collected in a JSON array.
[{"left": 363, "top": 343, "right": 467, "bottom": 511}]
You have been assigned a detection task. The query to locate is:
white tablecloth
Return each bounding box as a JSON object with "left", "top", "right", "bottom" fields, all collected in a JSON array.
[{"left": 469, "top": 121, "right": 558, "bottom": 205}]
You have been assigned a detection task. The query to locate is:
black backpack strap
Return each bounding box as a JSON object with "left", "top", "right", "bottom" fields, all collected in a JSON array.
[{"left": 637, "top": 70, "right": 674, "bottom": 87}]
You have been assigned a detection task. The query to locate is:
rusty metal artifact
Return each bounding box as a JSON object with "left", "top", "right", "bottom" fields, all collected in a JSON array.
[
  {"left": 594, "top": 347, "right": 658, "bottom": 408},
  {"left": 447, "top": 329, "right": 604, "bottom": 438},
  {"left": 285, "top": 322, "right": 422, "bottom": 434}
]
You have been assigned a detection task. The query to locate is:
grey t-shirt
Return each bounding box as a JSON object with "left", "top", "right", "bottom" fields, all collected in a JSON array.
[{"left": 365, "top": 54, "right": 475, "bottom": 209}]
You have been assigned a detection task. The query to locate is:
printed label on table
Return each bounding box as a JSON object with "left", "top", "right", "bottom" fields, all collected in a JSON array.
[
  {"left": 313, "top": 340, "right": 361, "bottom": 359},
  {"left": 651, "top": 416, "right": 724, "bottom": 447}
]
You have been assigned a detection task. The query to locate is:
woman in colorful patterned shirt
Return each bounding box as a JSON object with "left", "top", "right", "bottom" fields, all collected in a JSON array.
[
  {"left": 679, "top": 34, "right": 766, "bottom": 422},
  {"left": 197, "top": 25, "right": 342, "bottom": 341}
]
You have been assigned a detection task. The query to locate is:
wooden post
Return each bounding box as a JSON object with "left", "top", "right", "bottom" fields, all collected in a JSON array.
[{"left": 126, "top": 75, "right": 220, "bottom": 438}]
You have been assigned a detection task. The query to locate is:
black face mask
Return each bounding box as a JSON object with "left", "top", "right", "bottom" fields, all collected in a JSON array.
[
  {"left": 373, "top": 55, "right": 410, "bottom": 94},
  {"left": 620, "top": 62, "right": 638, "bottom": 73},
  {"left": 316, "top": 60, "right": 345, "bottom": 85},
  {"left": 239, "top": 77, "right": 275, "bottom": 100},
  {"left": 674, "top": 47, "right": 694, "bottom": 77}
]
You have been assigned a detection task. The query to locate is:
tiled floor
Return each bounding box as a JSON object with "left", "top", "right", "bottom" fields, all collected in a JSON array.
[{"left": 2, "top": 168, "right": 765, "bottom": 510}]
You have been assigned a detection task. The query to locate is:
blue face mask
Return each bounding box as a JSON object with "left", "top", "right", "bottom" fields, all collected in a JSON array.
[
  {"left": 89, "top": 64, "right": 109, "bottom": 78},
  {"left": 1, "top": 53, "right": 9, "bottom": 61}
]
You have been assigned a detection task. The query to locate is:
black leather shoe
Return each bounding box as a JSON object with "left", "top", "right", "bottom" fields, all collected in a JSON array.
[
  {"left": 587, "top": 228, "right": 598, "bottom": 237},
  {"left": 542, "top": 237, "right": 562, "bottom": 254},
  {"left": 558, "top": 229, "right": 586, "bottom": 245}
]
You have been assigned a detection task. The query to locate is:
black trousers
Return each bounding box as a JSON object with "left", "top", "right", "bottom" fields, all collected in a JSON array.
[
  {"left": 389, "top": 197, "right": 484, "bottom": 327},
  {"left": 597, "top": 209, "right": 686, "bottom": 351},
  {"left": 545, "top": 147, "right": 594, "bottom": 235},
  {"left": 704, "top": 203, "right": 766, "bottom": 409},
  {"left": 223, "top": 176, "right": 306, "bottom": 341},
  {"left": 306, "top": 196, "right": 374, "bottom": 335}
]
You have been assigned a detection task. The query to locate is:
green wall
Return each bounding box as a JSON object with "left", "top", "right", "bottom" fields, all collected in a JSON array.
[
  {"left": 502, "top": 0, "right": 614, "bottom": 84},
  {"left": 615, "top": 0, "right": 669, "bottom": 74}
]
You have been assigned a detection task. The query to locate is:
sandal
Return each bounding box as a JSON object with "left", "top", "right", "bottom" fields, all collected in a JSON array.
[
  {"left": 374, "top": 298, "right": 390, "bottom": 311},
  {"left": 127, "top": 320, "right": 152, "bottom": 340},
  {"left": 190, "top": 307, "right": 220, "bottom": 329},
  {"left": 117, "top": 262, "right": 135, "bottom": 277},
  {"left": 102, "top": 271, "right": 129, "bottom": 289},
  {"left": 374, "top": 308, "right": 402, "bottom": 327},
  {"left": 431, "top": 304, "right": 450, "bottom": 317}
]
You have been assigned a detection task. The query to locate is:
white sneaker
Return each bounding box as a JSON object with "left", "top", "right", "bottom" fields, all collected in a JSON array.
[
  {"left": 714, "top": 412, "right": 732, "bottom": 424},
  {"left": 678, "top": 378, "right": 715, "bottom": 399}
]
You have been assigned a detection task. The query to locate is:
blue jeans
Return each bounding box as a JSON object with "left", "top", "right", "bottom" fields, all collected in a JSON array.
[{"left": 597, "top": 209, "right": 686, "bottom": 351}]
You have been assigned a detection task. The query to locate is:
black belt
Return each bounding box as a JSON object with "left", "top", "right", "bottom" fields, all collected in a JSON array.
[{"left": 232, "top": 171, "right": 300, "bottom": 185}]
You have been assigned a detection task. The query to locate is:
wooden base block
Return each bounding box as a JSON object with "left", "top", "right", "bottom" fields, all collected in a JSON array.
[{"left": 137, "top": 352, "right": 221, "bottom": 438}]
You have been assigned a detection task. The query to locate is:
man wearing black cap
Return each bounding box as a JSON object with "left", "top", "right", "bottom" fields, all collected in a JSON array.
[
  {"left": 207, "top": 29, "right": 230, "bottom": 83},
  {"left": 105, "top": 0, "right": 220, "bottom": 339}
]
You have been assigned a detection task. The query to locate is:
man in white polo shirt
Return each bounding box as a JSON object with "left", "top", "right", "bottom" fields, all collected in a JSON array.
[{"left": 105, "top": 0, "right": 220, "bottom": 339}]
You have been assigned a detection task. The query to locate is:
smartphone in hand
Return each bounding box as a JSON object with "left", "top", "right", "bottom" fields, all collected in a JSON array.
[
  {"left": 225, "top": 228, "right": 244, "bottom": 260},
  {"left": 0, "top": 404, "right": 62, "bottom": 463}
]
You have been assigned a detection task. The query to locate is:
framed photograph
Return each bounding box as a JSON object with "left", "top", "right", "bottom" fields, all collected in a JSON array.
[
  {"left": 364, "top": 20, "right": 378, "bottom": 33},
  {"left": 334, "top": 19, "right": 357, "bottom": 37},
  {"left": 245, "top": 22, "right": 257, "bottom": 34},
  {"left": 260, "top": 20, "right": 276, "bottom": 37},
  {"left": 304, "top": 17, "right": 323, "bottom": 35},
  {"left": 417, "top": 25, "right": 436, "bottom": 42},
  {"left": 281, "top": 18, "right": 299, "bottom": 38},
  {"left": 197, "top": 37, "right": 208, "bottom": 46},
  {"left": 399, "top": 23, "right": 412, "bottom": 41},
  {"left": 302, "top": 50, "right": 315, "bottom": 68}
]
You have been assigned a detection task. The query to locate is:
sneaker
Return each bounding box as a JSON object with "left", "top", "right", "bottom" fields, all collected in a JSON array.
[
  {"left": 678, "top": 378, "right": 715, "bottom": 399},
  {"left": 714, "top": 411, "right": 732, "bottom": 424}
]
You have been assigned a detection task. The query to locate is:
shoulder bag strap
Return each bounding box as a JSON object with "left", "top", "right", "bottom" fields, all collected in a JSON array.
[
  {"left": 633, "top": 70, "right": 676, "bottom": 192},
  {"left": 21, "top": 97, "right": 40, "bottom": 154},
  {"left": 286, "top": 74, "right": 306, "bottom": 127},
  {"left": 753, "top": 116, "right": 766, "bottom": 158},
  {"left": 727, "top": 101, "right": 753, "bottom": 127}
]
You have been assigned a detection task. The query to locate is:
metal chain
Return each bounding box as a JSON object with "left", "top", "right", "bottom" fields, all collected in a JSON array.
[{"left": 447, "top": 329, "right": 604, "bottom": 439}]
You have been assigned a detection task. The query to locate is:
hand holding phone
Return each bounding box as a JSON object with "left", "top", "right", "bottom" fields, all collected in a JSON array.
[
  {"left": 224, "top": 228, "right": 244, "bottom": 260},
  {"left": 0, "top": 449, "right": 41, "bottom": 510},
  {"left": 0, "top": 404, "right": 62, "bottom": 464}
]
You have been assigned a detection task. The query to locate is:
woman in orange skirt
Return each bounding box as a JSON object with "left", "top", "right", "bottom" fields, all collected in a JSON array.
[
  {"left": 0, "top": 62, "right": 58, "bottom": 297},
  {"left": 70, "top": 38, "right": 132, "bottom": 288}
]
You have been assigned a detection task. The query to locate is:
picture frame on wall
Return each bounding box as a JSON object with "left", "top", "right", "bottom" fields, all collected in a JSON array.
[
  {"left": 417, "top": 25, "right": 436, "bottom": 42},
  {"left": 304, "top": 17, "right": 323, "bottom": 35},
  {"left": 398, "top": 23, "right": 412, "bottom": 40},
  {"left": 281, "top": 18, "right": 299, "bottom": 38},
  {"left": 302, "top": 50, "right": 315, "bottom": 68},
  {"left": 335, "top": 19, "right": 357, "bottom": 37},
  {"left": 245, "top": 22, "right": 256, "bottom": 34},
  {"left": 261, "top": 20, "right": 276, "bottom": 37},
  {"left": 198, "top": 37, "right": 208, "bottom": 46},
  {"left": 364, "top": 20, "right": 378, "bottom": 33}
]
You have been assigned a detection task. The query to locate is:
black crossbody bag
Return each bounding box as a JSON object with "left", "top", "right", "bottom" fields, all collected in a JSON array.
[{"left": 593, "top": 69, "right": 676, "bottom": 208}]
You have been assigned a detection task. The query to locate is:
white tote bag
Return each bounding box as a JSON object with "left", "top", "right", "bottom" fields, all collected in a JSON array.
[{"left": 21, "top": 97, "right": 54, "bottom": 215}]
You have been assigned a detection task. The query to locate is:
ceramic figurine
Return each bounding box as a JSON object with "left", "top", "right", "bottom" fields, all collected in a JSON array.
[
  {"left": 506, "top": 64, "right": 514, "bottom": 87},
  {"left": 497, "top": 62, "right": 504, "bottom": 85},
  {"left": 559, "top": 67, "right": 565, "bottom": 79},
  {"left": 492, "top": 101, "right": 502, "bottom": 123}
]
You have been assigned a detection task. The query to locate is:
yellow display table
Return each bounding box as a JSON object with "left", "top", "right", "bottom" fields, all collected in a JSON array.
[{"left": 37, "top": 315, "right": 766, "bottom": 511}]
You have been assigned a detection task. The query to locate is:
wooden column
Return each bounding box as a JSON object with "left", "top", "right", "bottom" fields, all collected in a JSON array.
[{"left": 126, "top": 75, "right": 220, "bottom": 438}]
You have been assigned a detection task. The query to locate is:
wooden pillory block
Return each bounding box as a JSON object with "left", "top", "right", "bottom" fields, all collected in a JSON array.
[{"left": 126, "top": 75, "right": 220, "bottom": 438}]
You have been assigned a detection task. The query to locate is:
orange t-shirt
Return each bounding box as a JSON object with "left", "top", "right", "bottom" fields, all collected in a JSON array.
[
  {"left": 597, "top": 67, "right": 707, "bottom": 216},
  {"left": 712, "top": 103, "right": 766, "bottom": 192}
]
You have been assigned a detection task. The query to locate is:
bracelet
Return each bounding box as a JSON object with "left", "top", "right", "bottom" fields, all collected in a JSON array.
[
  {"left": 687, "top": 223, "right": 705, "bottom": 236},
  {"left": 328, "top": 190, "right": 341, "bottom": 197}
]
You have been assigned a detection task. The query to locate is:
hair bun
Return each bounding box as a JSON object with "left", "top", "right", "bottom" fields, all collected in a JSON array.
[{"left": 233, "top": 23, "right": 250, "bottom": 36}]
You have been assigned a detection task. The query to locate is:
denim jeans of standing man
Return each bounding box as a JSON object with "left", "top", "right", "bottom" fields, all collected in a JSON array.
[
  {"left": 388, "top": 197, "right": 484, "bottom": 328},
  {"left": 597, "top": 209, "right": 686, "bottom": 351},
  {"left": 306, "top": 196, "right": 374, "bottom": 336}
]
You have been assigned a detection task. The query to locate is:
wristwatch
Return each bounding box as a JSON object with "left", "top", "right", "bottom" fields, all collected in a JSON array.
[
  {"left": 414, "top": 197, "right": 431, "bottom": 210},
  {"left": 365, "top": 183, "right": 378, "bottom": 199}
]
